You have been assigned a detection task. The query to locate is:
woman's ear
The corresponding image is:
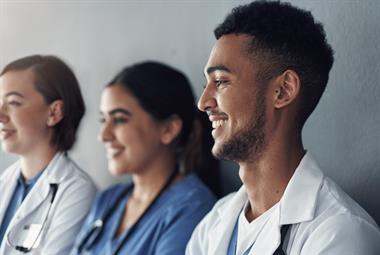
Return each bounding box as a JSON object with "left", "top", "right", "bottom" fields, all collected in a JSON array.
[
  {"left": 160, "top": 115, "right": 183, "bottom": 145},
  {"left": 273, "top": 70, "right": 301, "bottom": 109},
  {"left": 47, "top": 100, "right": 64, "bottom": 127}
]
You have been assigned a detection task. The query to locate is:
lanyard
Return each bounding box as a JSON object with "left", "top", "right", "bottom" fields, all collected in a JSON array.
[
  {"left": 227, "top": 218, "right": 290, "bottom": 255},
  {"left": 78, "top": 168, "right": 179, "bottom": 255}
]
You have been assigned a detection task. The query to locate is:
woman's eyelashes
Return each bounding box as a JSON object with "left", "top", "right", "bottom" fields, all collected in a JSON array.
[
  {"left": 99, "top": 115, "right": 128, "bottom": 125},
  {"left": 112, "top": 116, "right": 128, "bottom": 124},
  {"left": 7, "top": 100, "right": 22, "bottom": 107}
]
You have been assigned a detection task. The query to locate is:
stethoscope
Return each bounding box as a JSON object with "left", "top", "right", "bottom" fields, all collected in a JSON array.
[
  {"left": 77, "top": 169, "right": 179, "bottom": 255},
  {"left": 6, "top": 183, "right": 58, "bottom": 253}
]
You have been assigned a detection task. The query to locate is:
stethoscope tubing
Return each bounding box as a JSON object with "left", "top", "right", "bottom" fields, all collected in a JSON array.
[{"left": 6, "top": 183, "right": 58, "bottom": 253}]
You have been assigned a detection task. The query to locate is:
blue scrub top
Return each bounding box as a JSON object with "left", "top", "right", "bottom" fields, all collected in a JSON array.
[
  {"left": 71, "top": 174, "right": 216, "bottom": 255},
  {"left": 0, "top": 170, "right": 43, "bottom": 242}
]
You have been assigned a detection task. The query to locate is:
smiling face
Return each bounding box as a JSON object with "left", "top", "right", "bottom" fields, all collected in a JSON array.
[
  {"left": 198, "top": 34, "right": 269, "bottom": 162},
  {"left": 99, "top": 84, "right": 168, "bottom": 176},
  {"left": 0, "top": 70, "right": 53, "bottom": 156}
]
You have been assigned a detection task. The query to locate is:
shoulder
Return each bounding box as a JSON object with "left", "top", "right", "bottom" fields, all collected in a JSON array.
[
  {"left": 315, "top": 176, "right": 378, "bottom": 227},
  {"left": 0, "top": 160, "right": 20, "bottom": 180},
  {"left": 60, "top": 155, "right": 95, "bottom": 185},
  {"left": 299, "top": 177, "right": 380, "bottom": 253},
  {"left": 185, "top": 191, "right": 239, "bottom": 254},
  {"left": 154, "top": 175, "right": 217, "bottom": 226},
  {"left": 164, "top": 174, "right": 216, "bottom": 209},
  {"left": 51, "top": 155, "right": 97, "bottom": 198},
  {"left": 301, "top": 213, "right": 380, "bottom": 253},
  {"left": 195, "top": 191, "right": 237, "bottom": 226}
]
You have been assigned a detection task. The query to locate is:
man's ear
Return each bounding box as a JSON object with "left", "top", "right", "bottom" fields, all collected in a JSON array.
[
  {"left": 160, "top": 115, "right": 183, "bottom": 145},
  {"left": 47, "top": 100, "right": 64, "bottom": 127},
  {"left": 273, "top": 70, "right": 301, "bottom": 109}
]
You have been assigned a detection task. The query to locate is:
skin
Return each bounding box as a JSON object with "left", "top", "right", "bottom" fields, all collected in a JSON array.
[
  {"left": 199, "top": 34, "right": 305, "bottom": 221},
  {"left": 0, "top": 69, "right": 63, "bottom": 180},
  {"left": 98, "top": 84, "right": 183, "bottom": 235}
]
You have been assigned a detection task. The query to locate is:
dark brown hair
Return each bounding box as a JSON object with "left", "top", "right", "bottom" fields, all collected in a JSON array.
[
  {"left": 108, "top": 61, "right": 197, "bottom": 174},
  {"left": 1, "top": 55, "right": 85, "bottom": 151}
]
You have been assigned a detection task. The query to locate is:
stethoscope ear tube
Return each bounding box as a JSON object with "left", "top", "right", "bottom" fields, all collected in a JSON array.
[{"left": 7, "top": 183, "right": 59, "bottom": 253}]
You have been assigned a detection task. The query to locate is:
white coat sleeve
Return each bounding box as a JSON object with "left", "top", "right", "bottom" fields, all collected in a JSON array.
[
  {"left": 301, "top": 214, "right": 380, "bottom": 254},
  {"left": 186, "top": 194, "right": 233, "bottom": 255},
  {"left": 39, "top": 178, "right": 97, "bottom": 255},
  {"left": 185, "top": 209, "right": 213, "bottom": 255}
]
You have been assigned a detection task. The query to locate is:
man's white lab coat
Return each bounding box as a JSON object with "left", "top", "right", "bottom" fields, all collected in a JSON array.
[{"left": 186, "top": 153, "right": 380, "bottom": 255}]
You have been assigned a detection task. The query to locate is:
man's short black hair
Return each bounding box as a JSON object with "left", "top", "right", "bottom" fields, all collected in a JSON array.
[{"left": 214, "top": 0, "right": 334, "bottom": 128}]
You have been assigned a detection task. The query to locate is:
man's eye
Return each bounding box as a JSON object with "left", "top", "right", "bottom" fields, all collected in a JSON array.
[{"left": 215, "top": 80, "right": 227, "bottom": 87}]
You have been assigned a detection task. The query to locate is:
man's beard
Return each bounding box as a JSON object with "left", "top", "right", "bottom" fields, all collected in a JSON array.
[{"left": 213, "top": 93, "right": 266, "bottom": 162}]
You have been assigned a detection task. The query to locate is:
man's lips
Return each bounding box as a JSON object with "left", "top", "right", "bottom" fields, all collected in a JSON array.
[
  {"left": 207, "top": 111, "right": 228, "bottom": 129},
  {"left": 206, "top": 111, "right": 228, "bottom": 138}
]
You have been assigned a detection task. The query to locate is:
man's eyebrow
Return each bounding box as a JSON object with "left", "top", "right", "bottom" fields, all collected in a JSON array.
[{"left": 205, "top": 65, "right": 232, "bottom": 75}]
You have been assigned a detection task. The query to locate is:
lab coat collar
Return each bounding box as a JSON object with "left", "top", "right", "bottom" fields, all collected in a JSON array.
[
  {"left": 209, "top": 152, "right": 324, "bottom": 254},
  {"left": 279, "top": 152, "right": 324, "bottom": 225},
  {"left": 253, "top": 152, "right": 324, "bottom": 254},
  {"left": 2, "top": 152, "right": 71, "bottom": 233},
  {"left": 0, "top": 163, "right": 19, "bottom": 225},
  {"left": 209, "top": 184, "right": 247, "bottom": 253}
]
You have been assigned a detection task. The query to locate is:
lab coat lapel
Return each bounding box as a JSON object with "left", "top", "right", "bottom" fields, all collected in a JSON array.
[
  {"left": 250, "top": 152, "right": 324, "bottom": 255},
  {"left": 250, "top": 208, "right": 281, "bottom": 255},
  {"left": 279, "top": 153, "right": 323, "bottom": 225},
  {"left": 208, "top": 186, "right": 247, "bottom": 254},
  {"left": 0, "top": 162, "right": 20, "bottom": 225},
  {"left": 6, "top": 153, "right": 65, "bottom": 233},
  {"left": 6, "top": 172, "right": 50, "bottom": 235}
]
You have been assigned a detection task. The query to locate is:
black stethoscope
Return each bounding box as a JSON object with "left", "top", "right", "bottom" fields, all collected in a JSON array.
[
  {"left": 274, "top": 224, "right": 290, "bottom": 255},
  {"left": 76, "top": 169, "right": 179, "bottom": 255},
  {"left": 6, "top": 183, "right": 58, "bottom": 253}
]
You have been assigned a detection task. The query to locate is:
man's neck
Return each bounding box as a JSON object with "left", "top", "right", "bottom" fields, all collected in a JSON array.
[{"left": 239, "top": 142, "right": 305, "bottom": 222}]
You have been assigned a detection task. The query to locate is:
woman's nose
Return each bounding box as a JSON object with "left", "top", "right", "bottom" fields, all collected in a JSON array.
[
  {"left": 98, "top": 120, "right": 114, "bottom": 143},
  {"left": 0, "top": 104, "right": 9, "bottom": 124}
]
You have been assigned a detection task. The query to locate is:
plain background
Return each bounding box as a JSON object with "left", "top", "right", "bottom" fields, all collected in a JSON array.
[{"left": 0, "top": 0, "right": 379, "bottom": 225}]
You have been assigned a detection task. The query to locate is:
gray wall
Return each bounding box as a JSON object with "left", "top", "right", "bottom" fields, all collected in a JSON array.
[{"left": 0, "top": 0, "right": 379, "bottom": 224}]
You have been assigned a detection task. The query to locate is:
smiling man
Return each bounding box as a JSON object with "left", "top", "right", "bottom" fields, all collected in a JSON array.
[{"left": 186, "top": 1, "right": 380, "bottom": 255}]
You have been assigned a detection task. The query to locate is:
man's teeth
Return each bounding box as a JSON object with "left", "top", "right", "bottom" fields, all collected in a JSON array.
[{"left": 212, "top": 120, "right": 227, "bottom": 128}]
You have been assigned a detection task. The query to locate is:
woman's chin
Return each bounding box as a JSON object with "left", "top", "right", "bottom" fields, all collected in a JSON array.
[{"left": 108, "top": 163, "right": 130, "bottom": 177}]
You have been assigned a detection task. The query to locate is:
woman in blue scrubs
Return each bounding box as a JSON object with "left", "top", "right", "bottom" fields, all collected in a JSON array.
[{"left": 71, "top": 61, "right": 216, "bottom": 255}]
